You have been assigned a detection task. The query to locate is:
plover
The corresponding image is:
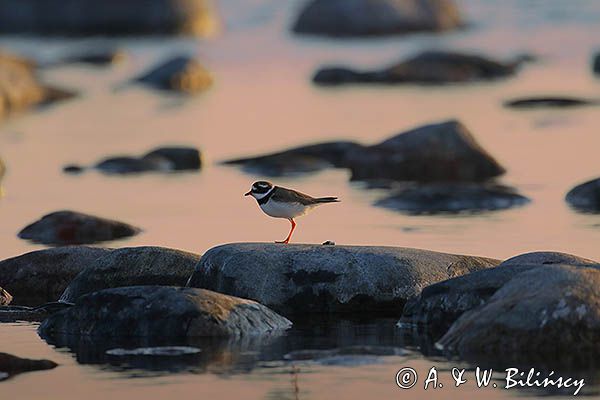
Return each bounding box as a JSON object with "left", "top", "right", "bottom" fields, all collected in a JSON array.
[{"left": 244, "top": 181, "right": 339, "bottom": 244}]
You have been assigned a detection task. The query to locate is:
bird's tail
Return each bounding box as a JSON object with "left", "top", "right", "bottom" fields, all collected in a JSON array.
[{"left": 315, "top": 197, "right": 340, "bottom": 203}]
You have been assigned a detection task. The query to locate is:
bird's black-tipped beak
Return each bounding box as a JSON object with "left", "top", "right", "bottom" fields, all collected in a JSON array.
[{"left": 244, "top": 190, "right": 252, "bottom": 196}]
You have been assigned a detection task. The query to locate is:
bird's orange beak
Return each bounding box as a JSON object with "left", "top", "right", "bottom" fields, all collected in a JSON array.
[{"left": 244, "top": 190, "right": 252, "bottom": 196}]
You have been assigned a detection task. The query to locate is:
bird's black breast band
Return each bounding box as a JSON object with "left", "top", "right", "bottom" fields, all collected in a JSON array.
[{"left": 257, "top": 188, "right": 276, "bottom": 205}]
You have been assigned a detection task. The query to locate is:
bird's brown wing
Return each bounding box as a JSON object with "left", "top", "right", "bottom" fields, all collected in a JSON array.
[{"left": 271, "top": 187, "right": 320, "bottom": 206}]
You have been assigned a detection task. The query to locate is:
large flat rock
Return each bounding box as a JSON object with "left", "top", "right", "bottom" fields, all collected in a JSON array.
[
  {"left": 187, "top": 243, "right": 500, "bottom": 316},
  {"left": 41, "top": 286, "right": 291, "bottom": 338}
]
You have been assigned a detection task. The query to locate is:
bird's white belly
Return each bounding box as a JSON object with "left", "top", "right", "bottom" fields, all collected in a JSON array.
[{"left": 260, "top": 200, "right": 310, "bottom": 219}]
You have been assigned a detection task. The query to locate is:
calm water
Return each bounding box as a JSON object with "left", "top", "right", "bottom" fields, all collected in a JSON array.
[{"left": 1, "top": 0, "right": 600, "bottom": 398}]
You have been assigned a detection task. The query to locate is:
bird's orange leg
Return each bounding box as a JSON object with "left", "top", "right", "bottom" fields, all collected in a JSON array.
[{"left": 276, "top": 219, "right": 296, "bottom": 244}]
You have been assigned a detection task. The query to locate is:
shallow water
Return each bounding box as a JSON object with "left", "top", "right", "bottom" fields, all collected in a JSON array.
[{"left": 1, "top": 0, "right": 600, "bottom": 398}]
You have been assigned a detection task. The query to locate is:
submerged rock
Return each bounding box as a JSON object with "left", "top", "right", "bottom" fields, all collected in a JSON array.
[
  {"left": 0, "top": 0, "right": 218, "bottom": 36},
  {"left": 84, "top": 146, "right": 202, "bottom": 175},
  {"left": 0, "top": 52, "right": 75, "bottom": 121},
  {"left": 402, "top": 252, "right": 597, "bottom": 339},
  {"left": 0, "top": 287, "right": 12, "bottom": 306},
  {"left": 314, "top": 51, "right": 522, "bottom": 85},
  {"left": 293, "top": 0, "right": 462, "bottom": 37},
  {"left": 347, "top": 120, "right": 505, "bottom": 182},
  {"left": 566, "top": 178, "right": 600, "bottom": 213},
  {"left": 223, "top": 141, "right": 362, "bottom": 177},
  {"left": 41, "top": 286, "right": 292, "bottom": 338},
  {"left": 375, "top": 183, "right": 529, "bottom": 214},
  {"left": 134, "top": 56, "right": 213, "bottom": 94},
  {"left": 60, "top": 246, "right": 200, "bottom": 302},
  {"left": 504, "top": 96, "right": 597, "bottom": 109},
  {"left": 187, "top": 243, "right": 500, "bottom": 316},
  {"left": 18, "top": 210, "right": 141, "bottom": 246},
  {"left": 0, "top": 353, "right": 57, "bottom": 378},
  {"left": 438, "top": 264, "right": 600, "bottom": 366},
  {"left": 0, "top": 246, "right": 110, "bottom": 305}
]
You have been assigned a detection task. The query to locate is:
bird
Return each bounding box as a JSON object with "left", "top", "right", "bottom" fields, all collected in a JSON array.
[{"left": 244, "top": 181, "right": 339, "bottom": 244}]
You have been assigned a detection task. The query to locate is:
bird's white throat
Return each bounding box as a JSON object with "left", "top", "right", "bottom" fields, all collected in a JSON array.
[{"left": 253, "top": 187, "right": 275, "bottom": 200}]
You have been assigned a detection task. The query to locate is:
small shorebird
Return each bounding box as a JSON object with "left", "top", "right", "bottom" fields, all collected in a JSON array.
[{"left": 245, "top": 181, "right": 339, "bottom": 244}]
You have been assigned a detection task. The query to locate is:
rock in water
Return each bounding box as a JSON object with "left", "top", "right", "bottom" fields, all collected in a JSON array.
[
  {"left": 134, "top": 56, "right": 213, "bottom": 94},
  {"left": 0, "top": 52, "right": 75, "bottom": 121},
  {"left": 0, "top": 0, "right": 218, "bottom": 36},
  {"left": 314, "top": 51, "right": 521, "bottom": 85},
  {"left": 592, "top": 53, "right": 600, "bottom": 76},
  {"left": 223, "top": 141, "right": 362, "bottom": 177},
  {"left": 346, "top": 120, "right": 505, "bottom": 182},
  {"left": 40, "top": 286, "right": 292, "bottom": 338},
  {"left": 401, "top": 252, "right": 598, "bottom": 338},
  {"left": 437, "top": 264, "right": 600, "bottom": 366},
  {"left": 504, "top": 96, "right": 597, "bottom": 109},
  {"left": 293, "top": 0, "right": 462, "bottom": 37},
  {"left": 187, "top": 243, "right": 500, "bottom": 316},
  {"left": 0, "top": 287, "right": 12, "bottom": 306},
  {"left": 143, "top": 147, "right": 202, "bottom": 171},
  {"left": 60, "top": 246, "right": 200, "bottom": 302},
  {"left": 375, "top": 183, "right": 530, "bottom": 214},
  {"left": 18, "top": 210, "right": 141, "bottom": 246},
  {"left": 0, "top": 353, "right": 57, "bottom": 377},
  {"left": 0, "top": 247, "right": 110, "bottom": 305},
  {"left": 566, "top": 178, "right": 600, "bottom": 213}
]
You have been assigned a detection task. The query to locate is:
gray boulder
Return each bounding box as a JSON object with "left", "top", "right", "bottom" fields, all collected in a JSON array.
[
  {"left": 347, "top": 120, "right": 505, "bottom": 182},
  {"left": 0, "top": 246, "right": 110, "bottom": 305},
  {"left": 293, "top": 0, "right": 462, "bottom": 37},
  {"left": 223, "top": 141, "right": 362, "bottom": 177},
  {"left": 0, "top": 353, "right": 57, "bottom": 378},
  {"left": 60, "top": 246, "right": 200, "bottom": 303},
  {"left": 0, "top": 287, "right": 12, "bottom": 306},
  {"left": 187, "top": 243, "right": 500, "bottom": 316},
  {"left": 41, "top": 286, "right": 292, "bottom": 338},
  {"left": 18, "top": 210, "right": 141, "bottom": 246},
  {"left": 402, "top": 252, "right": 597, "bottom": 338},
  {"left": 144, "top": 147, "right": 202, "bottom": 171},
  {"left": 438, "top": 264, "right": 600, "bottom": 366},
  {"left": 314, "top": 51, "right": 522, "bottom": 85},
  {"left": 134, "top": 56, "right": 213, "bottom": 94},
  {"left": 504, "top": 96, "right": 597, "bottom": 109},
  {"left": 375, "top": 183, "right": 529, "bottom": 214},
  {"left": 0, "top": 0, "right": 218, "bottom": 36},
  {"left": 566, "top": 177, "right": 600, "bottom": 213}
]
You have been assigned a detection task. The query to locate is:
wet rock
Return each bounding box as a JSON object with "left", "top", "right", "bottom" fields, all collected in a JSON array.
[
  {"left": 223, "top": 141, "right": 362, "bottom": 177},
  {"left": 0, "top": 353, "right": 57, "bottom": 378},
  {"left": 63, "top": 164, "right": 85, "bottom": 174},
  {"left": 95, "top": 155, "right": 173, "bottom": 174},
  {"left": 0, "top": 52, "right": 75, "bottom": 121},
  {"left": 40, "top": 286, "right": 292, "bottom": 338},
  {"left": 504, "top": 96, "right": 597, "bottom": 109},
  {"left": 347, "top": 119, "right": 505, "bottom": 182},
  {"left": 90, "top": 146, "right": 202, "bottom": 175},
  {"left": 0, "top": 287, "right": 12, "bottom": 306},
  {"left": 187, "top": 243, "right": 500, "bottom": 316},
  {"left": 0, "top": 306, "right": 50, "bottom": 322},
  {"left": 18, "top": 210, "right": 141, "bottom": 246},
  {"left": 293, "top": 0, "right": 462, "bottom": 37},
  {"left": 375, "top": 183, "right": 529, "bottom": 214},
  {"left": 314, "top": 51, "right": 522, "bottom": 85},
  {"left": 566, "top": 178, "right": 600, "bottom": 213},
  {"left": 106, "top": 346, "right": 201, "bottom": 357},
  {"left": 402, "top": 252, "right": 597, "bottom": 338},
  {"left": 60, "top": 246, "right": 200, "bottom": 303},
  {"left": 58, "top": 49, "right": 126, "bottom": 66},
  {"left": 592, "top": 53, "right": 600, "bottom": 76},
  {"left": 0, "top": 246, "right": 110, "bottom": 305},
  {"left": 437, "top": 264, "right": 600, "bottom": 366},
  {"left": 143, "top": 147, "right": 202, "bottom": 171},
  {"left": 0, "top": 1, "right": 218, "bottom": 36},
  {"left": 134, "top": 55, "right": 213, "bottom": 94}
]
